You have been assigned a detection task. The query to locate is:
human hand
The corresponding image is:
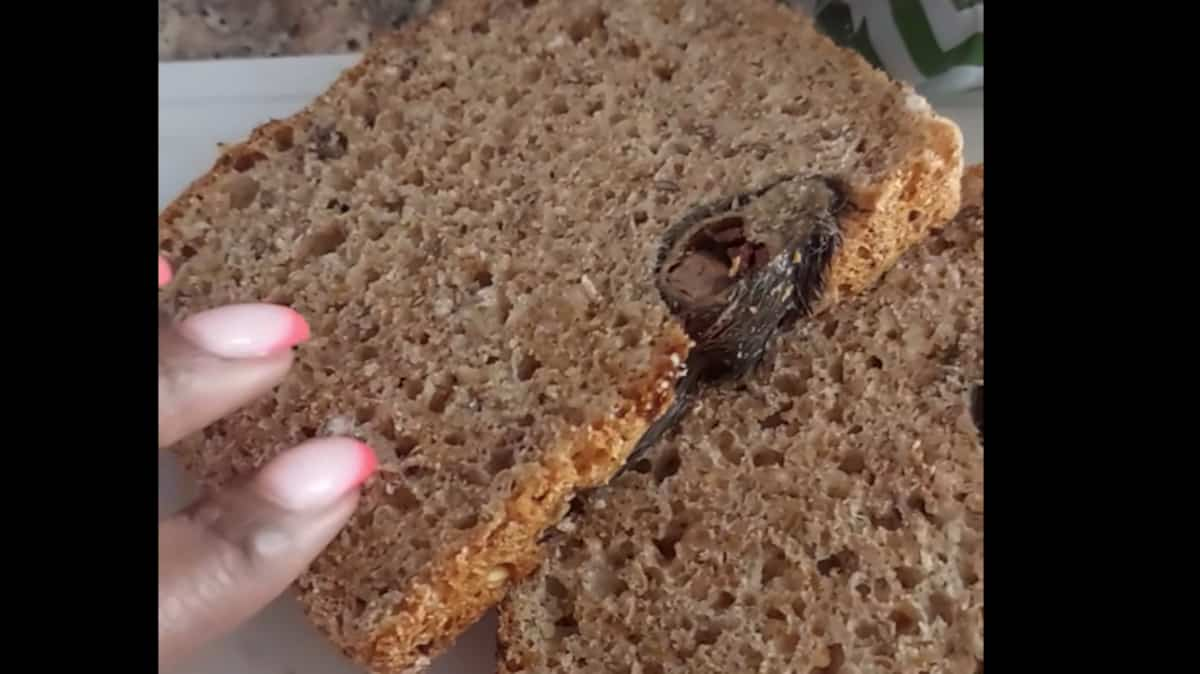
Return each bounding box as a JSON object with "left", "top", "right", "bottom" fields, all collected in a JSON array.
[{"left": 158, "top": 257, "right": 377, "bottom": 669}]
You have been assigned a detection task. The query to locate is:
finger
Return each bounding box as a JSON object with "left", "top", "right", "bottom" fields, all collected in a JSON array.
[
  {"left": 159, "top": 305, "right": 309, "bottom": 448},
  {"left": 158, "top": 437, "right": 377, "bottom": 670},
  {"left": 159, "top": 256, "right": 173, "bottom": 287}
]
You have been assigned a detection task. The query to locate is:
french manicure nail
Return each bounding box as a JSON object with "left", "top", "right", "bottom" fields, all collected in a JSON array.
[
  {"left": 177, "top": 303, "right": 310, "bottom": 358},
  {"left": 159, "top": 257, "right": 172, "bottom": 287},
  {"left": 256, "top": 438, "right": 378, "bottom": 511}
]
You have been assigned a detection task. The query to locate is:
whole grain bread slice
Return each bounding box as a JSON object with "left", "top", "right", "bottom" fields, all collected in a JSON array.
[
  {"left": 498, "top": 165, "right": 984, "bottom": 674},
  {"left": 158, "top": 1, "right": 963, "bottom": 671}
]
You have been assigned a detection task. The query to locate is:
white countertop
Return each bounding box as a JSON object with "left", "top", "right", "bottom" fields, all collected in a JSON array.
[{"left": 158, "top": 54, "right": 983, "bottom": 674}]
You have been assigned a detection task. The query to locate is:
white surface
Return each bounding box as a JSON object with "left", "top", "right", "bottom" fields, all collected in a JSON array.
[{"left": 158, "top": 54, "right": 983, "bottom": 674}]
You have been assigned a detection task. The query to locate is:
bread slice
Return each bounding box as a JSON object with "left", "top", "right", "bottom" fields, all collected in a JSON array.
[
  {"left": 157, "top": 1, "right": 963, "bottom": 671},
  {"left": 498, "top": 165, "right": 984, "bottom": 674}
]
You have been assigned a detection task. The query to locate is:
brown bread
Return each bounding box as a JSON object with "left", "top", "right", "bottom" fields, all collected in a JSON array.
[{"left": 158, "top": 1, "right": 963, "bottom": 671}]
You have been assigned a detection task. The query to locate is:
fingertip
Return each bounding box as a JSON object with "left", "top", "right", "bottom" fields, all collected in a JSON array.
[
  {"left": 177, "top": 304, "right": 310, "bottom": 359},
  {"left": 353, "top": 441, "right": 379, "bottom": 486},
  {"left": 286, "top": 308, "right": 312, "bottom": 347},
  {"left": 159, "top": 256, "right": 173, "bottom": 287},
  {"left": 255, "top": 437, "right": 379, "bottom": 512}
]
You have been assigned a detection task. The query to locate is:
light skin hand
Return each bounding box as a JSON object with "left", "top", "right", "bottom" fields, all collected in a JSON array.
[{"left": 157, "top": 257, "right": 377, "bottom": 670}]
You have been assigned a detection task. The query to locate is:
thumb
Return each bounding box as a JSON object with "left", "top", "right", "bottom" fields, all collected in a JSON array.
[{"left": 159, "top": 438, "right": 376, "bottom": 669}]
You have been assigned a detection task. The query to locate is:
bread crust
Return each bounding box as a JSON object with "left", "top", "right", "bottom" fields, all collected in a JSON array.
[{"left": 159, "top": 1, "right": 964, "bottom": 671}]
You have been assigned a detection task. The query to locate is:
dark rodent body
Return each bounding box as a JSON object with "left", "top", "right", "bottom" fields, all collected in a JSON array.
[{"left": 623, "top": 175, "right": 846, "bottom": 470}]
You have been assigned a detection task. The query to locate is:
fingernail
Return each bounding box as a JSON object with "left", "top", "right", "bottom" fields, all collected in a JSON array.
[
  {"left": 159, "top": 257, "right": 173, "bottom": 287},
  {"left": 256, "top": 438, "right": 378, "bottom": 511},
  {"left": 177, "top": 303, "right": 310, "bottom": 358}
]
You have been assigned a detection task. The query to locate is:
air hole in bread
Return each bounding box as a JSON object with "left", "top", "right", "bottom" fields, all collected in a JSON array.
[
  {"left": 854, "top": 620, "right": 880, "bottom": 641},
  {"left": 591, "top": 566, "right": 628, "bottom": 598},
  {"left": 827, "top": 402, "right": 844, "bottom": 424},
  {"left": 712, "top": 591, "right": 735, "bottom": 611},
  {"left": 774, "top": 373, "right": 807, "bottom": 397},
  {"left": 388, "top": 482, "right": 422, "bottom": 508},
  {"left": 428, "top": 379, "right": 454, "bottom": 414},
  {"left": 652, "top": 446, "right": 681, "bottom": 482},
  {"left": 817, "top": 549, "right": 857, "bottom": 576},
  {"left": 488, "top": 447, "right": 515, "bottom": 473},
  {"left": 759, "top": 404, "right": 790, "bottom": 430},
  {"left": 838, "top": 449, "right": 865, "bottom": 474},
  {"left": 907, "top": 491, "right": 932, "bottom": 520},
  {"left": 781, "top": 99, "right": 811, "bottom": 116},
  {"left": 694, "top": 627, "right": 721, "bottom": 647},
  {"left": 654, "top": 520, "right": 686, "bottom": 561},
  {"left": 929, "top": 591, "right": 956, "bottom": 626},
  {"left": 553, "top": 614, "right": 579, "bottom": 639},
  {"left": 451, "top": 512, "right": 478, "bottom": 530},
  {"left": 516, "top": 353, "right": 541, "bottom": 381},
  {"left": 715, "top": 430, "right": 740, "bottom": 464},
  {"left": 826, "top": 473, "right": 851, "bottom": 499},
  {"left": 271, "top": 124, "right": 294, "bottom": 151},
  {"left": 547, "top": 95, "right": 569, "bottom": 115},
  {"left": 295, "top": 224, "right": 347, "bottom": 260},
  {"left": 752, "top": 449, "right": 784, "bottom": 467},
  {"left": 606, "top": 539, "right": 637, "bottom": 568},
  {"left": 958, "top": 558, "right": 980, "bottom": 586},
  {"left": 232, "top": 150, "right": 267, "bottom": 172},
  {"left": 872, "top": 507, "right": 903, "bottom": 531},
  {"left": 544, "top": 575, "right": 569, "bottom": 599},
  {"left": 761, "top": 544, "right": 788, "bottom": 586},
  {"left": 559, "top": 406, "right": 586, "bottom": 426},
  {"left": 354, "top": 404, "right": 376, "bottom": 424},
  {"left": 811, "top": 643, "right": 845, "bottom": 674},
  {"left": 224, "top": 174, "right": 259, "bottom": 210},
  {"left": 394, "top": 435, "right": 418, "bottom": 459},
  {"left": 896, "top": 565, "right": 925, "bottom": 589},
  {"left": 890, "top": 603, "right": 921, "bottom": 636},
  {"left": 651, "top": 58, "right": 676, "bottom": 82}
]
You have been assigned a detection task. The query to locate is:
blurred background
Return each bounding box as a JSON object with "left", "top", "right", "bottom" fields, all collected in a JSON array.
[{"left": 159, "top": 0, "right": 982, "bottom": 95}]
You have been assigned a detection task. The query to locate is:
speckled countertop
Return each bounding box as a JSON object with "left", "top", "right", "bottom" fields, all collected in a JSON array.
[{"left": 159, "top": 0, "right": 436, "bottom": 61}]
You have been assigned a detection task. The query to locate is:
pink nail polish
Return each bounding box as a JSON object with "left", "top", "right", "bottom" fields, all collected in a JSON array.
[
  {"left": 256, "top": 438, "right": 378, "bottom": 511},
  {"left": 177, "top": 303, "right": 310, "bottom": 359},
  {"left": 159, "top": 257, "right": 173, "bottom": 287}
]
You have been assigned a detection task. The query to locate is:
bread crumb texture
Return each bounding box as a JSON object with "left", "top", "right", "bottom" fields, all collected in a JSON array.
[
  {"left": 499, "top": 168, "right": 984, "bottom": 674},
  {"left": 158, "top": 1, "right": 963, "bottom": 671}
]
